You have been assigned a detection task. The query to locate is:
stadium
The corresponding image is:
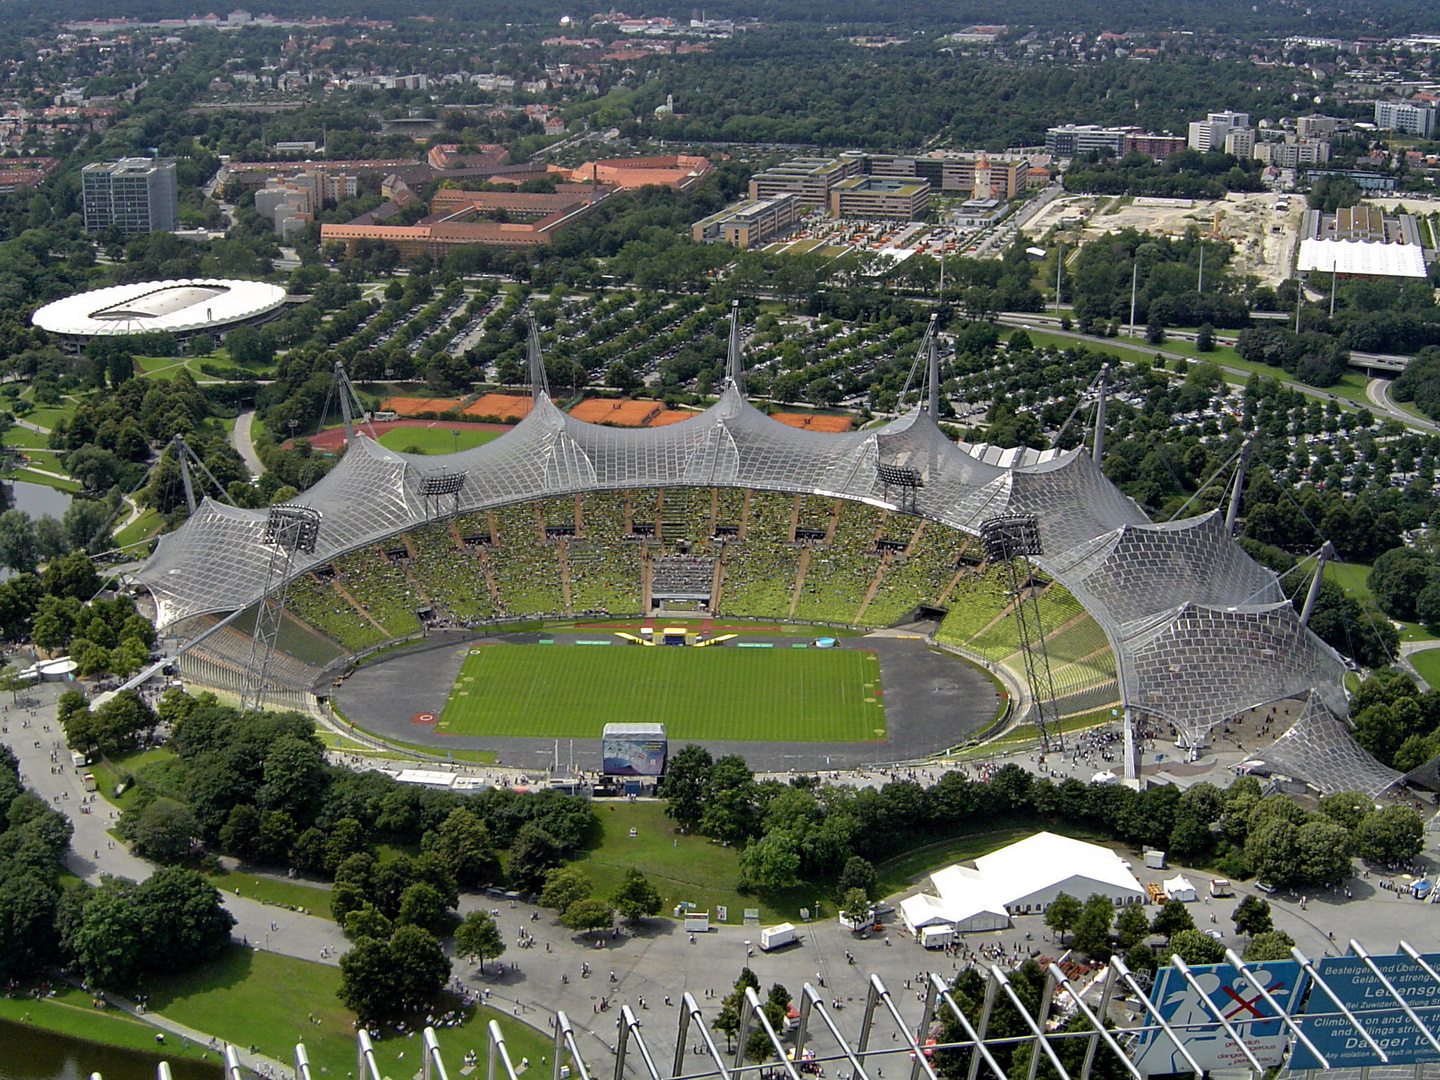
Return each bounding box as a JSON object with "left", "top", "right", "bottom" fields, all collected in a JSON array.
[
  {"left": 128, "top": 317, "right": 1389, "bottom": 791},
  {"left": 31, "top": 277, "right": 289, "bottom": 348}
]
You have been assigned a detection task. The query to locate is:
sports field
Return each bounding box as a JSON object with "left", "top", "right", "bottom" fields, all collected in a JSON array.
[
  {"left": 375, "top": 426, "right": 502, "bottom": 453},
  {"left": 435, "top": 642, "right": 885, "bottom": 741}
]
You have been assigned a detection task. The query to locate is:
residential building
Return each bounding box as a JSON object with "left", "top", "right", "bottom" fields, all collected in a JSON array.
[
  {"left": 1253, "top": 139, "right": 1331, "bottom": 169},
  {"left": 691, "top": 193, "right": 799, "bottom": 248},
  {"left": 1122, "top": 133, "right": 1187, "bottom": 159},
  {"left": 1374, "top": 100, "right": 1437, "bottom": 138},
  {"left": 550, "top": 154, "right": 713, "bottom": 191},
  {"left": 1188, "top": 111, "right": 1253, "bottom": 153},
  {"left": 1296, "top": 114, "right": 1342, "bottom": 140},
  {"left": 829, "top": 176, "right": 930, "bottom": 220},
  {"left": 748, "top": 157, "right": 864, "bottom": 207},
  {"left": 81, "top": 157, "right": 178, "bottom": 234}
]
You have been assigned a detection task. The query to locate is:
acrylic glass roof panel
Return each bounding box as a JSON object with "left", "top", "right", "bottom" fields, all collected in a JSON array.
[
  {"left": 1251, "top": 690, "right": 1402, "bottom": 797},
  {"left": 1052, "top": 512, "right": 1285, "bottom": 625},
  {"left": 1118, "top": 601, "right": 1348, "bottom": 739},
  {"left": 1004, "top": 450, "right": 1151, "bottom": 556}
]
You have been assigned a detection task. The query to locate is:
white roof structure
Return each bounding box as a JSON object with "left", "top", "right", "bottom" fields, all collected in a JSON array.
[
  {"left": 1296, "top": 238, "right": 1428, "bottom": 278},
  {"left": 392, "top": 769, "right": 458, "bottom": 788},
  {"left": 32, "top": 278, "right": 288, "bottom": 338},
  {"left": 1163, "top": 874, "right": 1197, "bottom": 901},
  {"left": 972, "top": 831, "right": 1143, "bottom": 901},
  {"left": 900, "top": 832, "right": 1145, "bottom": 936}
]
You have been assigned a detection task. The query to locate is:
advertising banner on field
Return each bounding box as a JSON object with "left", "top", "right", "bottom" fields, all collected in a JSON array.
[
  {"left": 1289, "top": 953, "right": 1440, "bottom": 1070},
  {"left": 1132, "top": 961, "right": 1306, "bottom": 1077}
]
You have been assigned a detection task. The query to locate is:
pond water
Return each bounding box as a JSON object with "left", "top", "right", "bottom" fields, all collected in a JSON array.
[
  {"left": 7, "top": 481, "right": 72, "bottom": 520},
  {"left": 0, "top": 1018, "right": 221, "bottom": 1080}
]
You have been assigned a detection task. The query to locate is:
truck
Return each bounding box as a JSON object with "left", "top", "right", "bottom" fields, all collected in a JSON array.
[
  {"left": 81, "top": 773, "right": 97, "bottom": 792},
  {"left": 70, "top": 751, "right": 88, "bottom": 768},
  {"left": 760, "top": 923, "right": 797, "bottom": 951},
  {"left": 1143, "top": 850, "right": 1166, "bottom": 870},
  {"left": 683, "top": 911, "right": 711, "bottom": 933},
  {"left": 1209, "top": 878, "right": 1233, "bottom": 898},
  {"left": 920, "top": 925, "right": 955, "bottom": 949}
]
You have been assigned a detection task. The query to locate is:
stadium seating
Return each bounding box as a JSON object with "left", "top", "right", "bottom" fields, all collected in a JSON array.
[
  {"left": 791, "top": 500, "right": 884, "bottom": 625},
  {"left": 404, "top": 523, "right": 501, "bottom": 623},
  {"left": 566, "top": 537, "right": 643, "bottom": 615},
  {"left": 861, "top": 518, "right": 968, "bottom": 627},
  {"left": 716, "top": 491, "right": 802, "bottom": 619},
  {"left": 934, "top": 565, "right": 1015, "bottom": 648},
  {"left": 286, "top": 568, "right": 391, "bottom": 652},
  {"left": 488, "top": 500, "right": 567, "bottom": 617}
]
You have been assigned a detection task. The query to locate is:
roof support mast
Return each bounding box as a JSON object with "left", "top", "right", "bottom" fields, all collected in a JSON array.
[
  {"left": 726, "top": 300, "right": 745, "bottom": 392},
  {"left": 169, "top": 433, "right": 236, "bottom": 514},
  {"left": 527, "top": 314, "right": 549, "bottom": 400},
  {"left": 1224, "top": 438, "right": 1253, "bottom": 535},
  {"left": 1300, "top": 541, "right": 1335, "bottom": 627},
  {"left": 926, "top": 314, "right": 940, "bottom": 417},
  {"left": 1092, "top": 364, "right": 1108, "bottom": 465},
  {"left": 332, "top": 361, "right": 376, "bottom": 444}
]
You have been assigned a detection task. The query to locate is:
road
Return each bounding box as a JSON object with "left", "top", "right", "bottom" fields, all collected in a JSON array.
[
  {"left": 1366, "top": 374, "right": 1438, "bottom": 432},
  {"left": 230, "top": 408, "right": 265, "bottom": 476}
]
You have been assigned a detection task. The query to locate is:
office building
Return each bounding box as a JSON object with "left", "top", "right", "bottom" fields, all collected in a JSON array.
[
  {"left": 829, "top": 176, "right": 930, "bottom": 220},
  {"left": 747, "top": 157, "right": 863, "bottom": 207},
  {"left": 1045, "top": 125, "right": 1127, "bottom": 157},
  {"left": 81, "top": 157, "right": 178, "bottom": 234},
  {"left": 861, "top": 153, "right": 1025, "bottom": 200},
  {"left": 692, "top": 194, "right": 799, "bottom": 248},
  {"left": 1374, "top": 100, "right": 1437, "bottom": 138},
  {"left": 1296, "top": 114, "right": 1341, "bottom": 140},
  {"left": 1253, "top": 139, "right": 1331, "bottom": 169}
]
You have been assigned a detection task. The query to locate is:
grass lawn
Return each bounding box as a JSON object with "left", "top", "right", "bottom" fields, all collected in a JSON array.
[
  {"left": 872, "top": 822, "right": 1113, "bottom": 896},
  {"left": 0, "top": 987, "right": 214, "bottom": 1062},
  {"left": 11, "top": 467, "right": 82, "bottom": 491},
  {"left": 147, "top": 948, "right": 555, "bottom": 1079},
  {"left": 1326, "top": 560, "right": 1374, "bottom": 603},
  {"left": 20, "top": 406, "right": 74, "bottom": 432},
  {"left": 90, "top": 747, "right": 183, "bottom": 811},
  {"left": 376, "top": 426, "right": 503, "bottom": 454},
  {"left": 1409, "top": 648, "right": 1440, "bottom": 688},
  {"left": 205, "top": 868, "right": 333, "bottom": 915},
  {"left": 3, "top": 425, "right": 53, "bottom": 449},
  {"left": 114, "top": 507, "right": 164, "bottom": 549},
  {"left": 435, "top": 642, "right": 885, "bottom": 741},
  {"left": 571, "top": 801, "right": 804, "bottom": 923}
]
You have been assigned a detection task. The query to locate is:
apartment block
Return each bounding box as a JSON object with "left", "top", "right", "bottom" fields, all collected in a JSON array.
[
  {"left": 1375, "top": 100, "right": 1437, "bottom": 138},
  {"left": 1188, "top": 111, "right": 1252, "bottom": 153},
  {"left": 81, "top": 157, "right": 178, "bottom": 234}
]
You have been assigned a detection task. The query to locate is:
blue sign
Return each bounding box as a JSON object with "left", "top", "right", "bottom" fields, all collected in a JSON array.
[
  {"left": 1290, "top": 953, "right": 1440, "bottom": 1070},
  {"left": 1133, "top": 961, "right": 1306, "bottom": 1077}
]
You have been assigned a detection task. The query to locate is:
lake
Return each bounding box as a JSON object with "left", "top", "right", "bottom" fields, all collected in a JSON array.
[
  {"left": 0, "top": 1018, "right": 221, "bottom": 1080},
  {"left": 7, "top": 481, "right": 71, "bottom": 521}
]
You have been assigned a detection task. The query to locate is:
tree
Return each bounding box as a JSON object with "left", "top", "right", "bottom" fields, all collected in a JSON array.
[
  {"left": 1114, "top": 903, "right": 1151, "bottom": 950},
  {"left": 455, "top": 909, "right": 505, "bottom": 971},
  {"left": 611, "top": 868, "right": 662, "bottom": 922},
  {"left": 738, "top": 830, "right": 802, "bottom": 890},
  {"left": 660, "top": 744, "right": 713, "bottom": 828},
  {"left": 0, "top": 509, "right": 37, "bottom": 573},
  {"left": 1195, "top": 323, "right": 1215, "bottom": 352},
  {"left": 715, "top": 968, "right": 761, "bottom": 1045},
  {"left": 1317, "top": 791, "right": 1371, "bottom": 831},
  {"left": 508, "top": 824, "right": 563, "bottom": 892},
  {"left": 563, "top": 898, "right": 614, "bottom": 935},
  {"left": 840, "top": 887, "right": 871, "bottom": 928},
  {"left": 258, "top": 733, "right": 326, "bottom": 820},
  {"left": 540, "top": 867, "right": 593, "bottom": 913},
  {"left": 1231, "top": 896, "right": 1273, "bottom": 938},
  {"left": 1168, "top": 928, "right": 1226, "bottom": 965},
  {"left": 133, "top": 868, "right": 235, "bottom": 972},
  {"left": 344, "top": 904, "right": 393, "bottom": 942},
  {"left": 396, "top": 881, "right": 450, "bottom": 936},
  {"left": 1246, "top": 818, "right": 1301, "bottom": 887},
  {"left": 70, "top": 886, "right": 146, "bottom": 989},
  {"left": 1353, "top": 806, "right": 1424, "bottom": 866},
  {"left": 1295, "top": 818, "right": 1353, "bottom": 886},
  {"left": 421, "top": 807, "right": 499, "bottom": 889},
  {"left": 339, "top": 925, "right": 450, "bottom": 1020},
  {"left": 122, "top": 798, "right": 199, "bottom": 864},
  {"left": 1150, "top": 898, "right": 1194, "bottom": 940},
  {"left": 1243, "top": 930, "right": 1296, "bottom": 962},
  {"left": 1044, "top": 892, "right": 1082, "bottom": 943},
  {"left": 837, "top": 856, "right": 877, "bottom": 900},
  {"left": 1070, "top": 894, "right": 1116, "bottom": 957}
]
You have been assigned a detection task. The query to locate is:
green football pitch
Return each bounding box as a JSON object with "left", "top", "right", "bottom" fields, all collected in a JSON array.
[
  {"left": 434, "top": 643, "right": 885, "bottom": 742},
  {"left": 375, "top": 426, "right": 502, "bottom": 454}
]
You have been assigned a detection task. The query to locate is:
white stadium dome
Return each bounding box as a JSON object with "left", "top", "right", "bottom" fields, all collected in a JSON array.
[{"left": 32, "top": 278, "right": 288, "bottom": 339}]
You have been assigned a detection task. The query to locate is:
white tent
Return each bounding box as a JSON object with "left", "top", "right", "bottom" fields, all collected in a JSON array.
[{"left": 1163, "top": 874, "right": 1197, "bottom": 902}]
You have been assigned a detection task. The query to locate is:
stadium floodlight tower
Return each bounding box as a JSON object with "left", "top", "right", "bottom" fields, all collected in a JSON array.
[
  {"left": 978, "top": 515, "right": 1063, "bottom": 752},
  {"left": 877, "top": 462, "right": 924, "bottom": 514},
  {"left": 420, "top": 470, "right": 466, "bottom": 520},
  {"left": 239, "top": 504, "right": 321, "bottom": 713}
]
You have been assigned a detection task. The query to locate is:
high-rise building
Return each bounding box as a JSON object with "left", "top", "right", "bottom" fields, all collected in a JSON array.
[
  {"left": 1187, "top": 111, "right": 1252, "bottom": 153},
  {"left": 81, "top": 157, "right": 178, "bottom": 234},
  {"left": 1374, "top": 100, "right": 1437, "bottom": 138}
]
